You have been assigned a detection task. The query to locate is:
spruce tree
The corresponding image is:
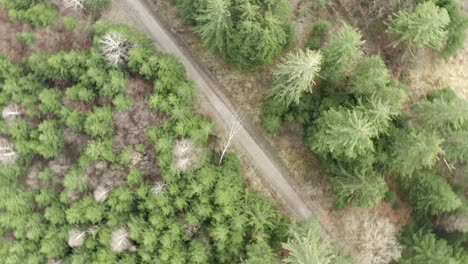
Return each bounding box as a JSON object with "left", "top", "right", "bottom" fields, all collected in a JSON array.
[
  {"left": 388, "top": 128, "right": 444, "bottom": 177},
  {"left": 282, "top": 221, "right": 336, "bottom": 264},
  {"left": 195, "top": 0, "right": 232, "bottom": 54},
  {"left": 387, "top": 1, "right": 450, "bottom": 54},
  {"left": 331, "top": 167, "right": 388, "bottom": 208},
  {"left": 405, "top": 171, "right": 462, "bottom": 215},
  {"left": 321, "top": 25, "right": 364, "bottom": 83},
  {"left": 269, "top": 49, "right": 322, "bottom": 106},
  {"left": 410, "top": 97, "right": 468, "bottom": 131},
  {"left": 347, "top": 56, "right": 390, "bottom": 95},
  {"left": 309, "top": 108, "right": 377, "bottom": 159}
]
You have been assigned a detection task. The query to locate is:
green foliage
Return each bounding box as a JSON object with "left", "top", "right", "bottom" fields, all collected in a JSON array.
[
  {"left": 16, "top": 31, "right": 35, "bottom": 46},
  {"left": 36, "top": 120, "right": 65, "bottom": 159},
  {"left": 66, "top": 85, "right": 95, "bottom": 102},
  {"left": 261, "top": 95, "right": 289, "bottom": 133},
  {"left": 269, "top": 49, "right": 322, "bottom": 106},
  {"left": 8, "top": 3, "right": 58, "bottom": 28},
  {"left": 400, "top": 229, "right": 467, "bottom": 263},
  {"left": 410, "top": 96, "right": 468, "bottom": 131},
  {"left": 348, "top": 56, "right": 390, "bottom": 95},
  {"left": 63, "top": 16, "right": 78, "bottom": 30},
  {"left": 387, "top": 1, "right": 450, "bottom": 54},
  {"left": 112, "top": 94, "right": 133, "bottom": 111},
  {"left": 309, "top": 108, "right": 378, "bottom": 159},
  {"left": 195, "top": 0, "right": 232, "bottom": 54},
  {"left": 402, "top": 171, "right": 462, "bottom": 215},
  {"left": 84, "top": 106, "right": 113, "bottom": 138},
  {"left": 282, "top": 221, "right": 338, "bottom": 264},
  {"left": 306, "top": 20, "right": 331, "bottom": 50},
  {"left": 175, "top": 0, "right": 291, "bottom": 68},
  {"left": 443, "top": 130, "right": 468, "bottom": 163},
  {"left": 321, "top": 25, "right": 364, "bottom": 84},
  {"left": 388, "top": 128, "right": 444, "bottom": 176},
  {"left": 243, "top": 239, "right": 281, "bottom": 264},
  {"left": 331, "top": 167, "right": 388, "bottom": 208},
  {"left": 39, "top": 89, "right": 62, "bottom": 114}
]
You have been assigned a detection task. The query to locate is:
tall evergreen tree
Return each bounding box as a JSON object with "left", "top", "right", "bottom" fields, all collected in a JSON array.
[
  {"left": 196, "top": 0, "right": 233, "bottom": 54},
  {"left": 331, "top": 167, "right": 388, "bottom": 208},
  {"left": 404, "top": 171, "right": 462, "bottom": 215},
  {"left": 410, "top": 97, "right": 468, "bottom": 131},
  {"left": 269, "top": 49, "right": 322, "bottom": 106},
  {"left": 388, "top": 128, "right": 444, "bottom": 177},
  {"left": 347, "top": 56, "right": 390, "bottom": 95},
  {"left": 309, "top": 108, "right": 377, "bottom": 159},
  {"left": 282, "top": 221, "right": 337, "bottom": 264},
  {"left": 321, "top": 25, "right": 364, "bottom": 83},
  {"left": 387, "top": 1, "right": 450, "bottom": 54}
]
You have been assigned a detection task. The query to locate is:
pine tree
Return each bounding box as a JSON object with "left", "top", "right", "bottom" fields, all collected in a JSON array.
[
  {"left": 331, "top": 167, "right": 388, "bottom": 208},
  {"left": 309, "top": 108, "right": 378, "bottom": 159},
  {"left": 387, "top": 1, "right": 450, "bottom": 54},
  {"left": 269, "top": 49, "right": 322, "bottom": 106},
  {"left": 388, "top": 128, "right": 444, "bottom": 177},
  {"left": 195, "top": 0, "right": 232, "bottom": 54},
  {"left": 321, "top": 25, "right": 364, "bottom": 83},
  {"left": 282, "top": 221, "right": 336, "bottom": 264}
]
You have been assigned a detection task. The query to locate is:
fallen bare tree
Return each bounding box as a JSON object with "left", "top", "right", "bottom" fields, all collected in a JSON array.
[
  {"left": 0, "top": 137, "right": 17, "bottom": 165},
  {"left": 2, "top": 103, "right": 22, "bottom": 121},
  {"left": 62, "top": 0, "right": 84, "bottom": 10},
  {"left": 218, "top": 112, "right": 241, "bottom": 165},
  {"left": 68, "top": 227, "right": 87, "bottom": 248},
  {"left": 111, "top": 226, "right": 136, "bottom": 253}
]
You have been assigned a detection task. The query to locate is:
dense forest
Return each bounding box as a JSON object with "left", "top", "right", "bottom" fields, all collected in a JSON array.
[
  {"left": 0, "top": 1, "right": 353, "bottom": 263},
  {"left": 0, "top": 0, "right": 467, "bottom": 263},
  {"left": 256, "top": 0, "right": 468, "bottom": 263}
]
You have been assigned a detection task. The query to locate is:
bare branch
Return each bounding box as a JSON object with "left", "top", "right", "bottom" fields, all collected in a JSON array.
[
  {"left": 2, "top": 103, "right": 22, "bottom": 121},
  {"left": 0, "top": 137, "right": 17, "bottom": 165},
  {"left": 173, "top": 138, "right": 201, "bottom": 172},
  {"left": 219, "top": 112, "right": 241, "bottom": 165},
  {"left": 99, "top": 32, "right": 132, "bottom": 67},
  {"left": 62, "top": 0, "right": 84, "bottom": 10},
  {"left": 94, "top": 185, "right": 111, "bottom": 203},
  {"left": 111, "top": 226, "right": 136, "bottom": 253},
  {"left": 68, "top": 227, "right": 87, "bottom": 248}
]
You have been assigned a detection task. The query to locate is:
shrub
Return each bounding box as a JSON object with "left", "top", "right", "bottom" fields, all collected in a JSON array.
[
  {"left": 16, "top": 32, "right": 36, "bottom": 46},
  {"left": 9, "top": 3, "right": 58, "bottom": 28},
  {"left": 83, "top": 0, "right": 111, "bottom": 19},
  {"left": 63, "top": 16, "right": 78, "bottom": 30},
  {"left": 386, "top": 2, "right": 450, "bottom": 54}
]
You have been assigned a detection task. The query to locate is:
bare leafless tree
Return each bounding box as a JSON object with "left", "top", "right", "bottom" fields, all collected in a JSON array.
[
  {"left": 47, "top": 259, "right": 62, "bottom": 264},
  {"left": 2, "top": 103, "right": 22, "bottom": 121},
  {"left": 173, "top": 138, "right": 201, "bottom": 172},
  {"left": 151, "top": 181, "right": 167, "bottom": 196},
  {"left": 342, "top": 212, "right": 402, "bottom": 264},
  {"left": 218, "top": 112, "right": 241, "bottom": 165},
  {"left": 94, "top": 185, "right": 111, "bottom": 203},
  {"left": 111, "top": 226, "right": 136, "bottom": 253},
  {"left": 437, "top": 213, "right": 468, "bottom": 233},
  {"left": 0, "top": 137, "right": 17, "bottom": 165},
  {"left": 99, "top": 32, "right": 131, "bottom": 67},
  {"left": 62, "top": 0, "right": 84, "bottom": 10},
  {"left": 68, "top": 227, "right": 87, "bottom": 248}
]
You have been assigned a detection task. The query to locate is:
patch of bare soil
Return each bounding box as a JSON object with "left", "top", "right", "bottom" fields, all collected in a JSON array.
[
  {"left": 408, "top": 37, "right": 468, "bottom": 100},
  {"left": 0, "top": 7, "right": 92, "bottom": 65}
]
